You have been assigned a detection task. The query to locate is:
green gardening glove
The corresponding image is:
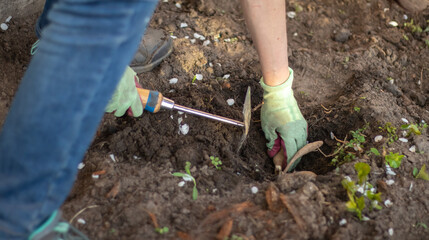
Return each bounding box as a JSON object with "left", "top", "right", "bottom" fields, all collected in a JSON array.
[
  {"left": 106, "top": 66, "right": 143, "bottom": 117},
  {"left": 260, "top": 68, "right": 307, "bottom": 172}
]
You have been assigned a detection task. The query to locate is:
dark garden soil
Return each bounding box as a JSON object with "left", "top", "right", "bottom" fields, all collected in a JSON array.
[{"left": 1, "top": 0, "right": 429, "bottom": 239}]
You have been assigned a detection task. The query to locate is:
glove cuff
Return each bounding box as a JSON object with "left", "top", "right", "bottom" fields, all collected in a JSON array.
[{"left": 259, "top": 67, "right": 294, "bottom": 93}]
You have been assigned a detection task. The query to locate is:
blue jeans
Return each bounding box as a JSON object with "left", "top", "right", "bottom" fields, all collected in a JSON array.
[{"left": 0, "top": 0, "right": 157, "bottom": 238}]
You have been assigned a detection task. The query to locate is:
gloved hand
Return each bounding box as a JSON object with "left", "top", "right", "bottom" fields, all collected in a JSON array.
[
  {"left": 106, "top": 66, "right": 143, "bottom": 117},
  {"left": 260, "top": 68, "right": 307, "bottom": 172}
]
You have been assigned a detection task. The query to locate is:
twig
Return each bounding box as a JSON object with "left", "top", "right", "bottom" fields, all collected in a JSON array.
[
  {"left": 252, "top": 102, "right": 263, "bottom": 112},
  {"left": 69, "top": 205, "right": 99, "bottom": 223},
  {"left": 318, "top": 135, "right": 348, "bottom": 158}
]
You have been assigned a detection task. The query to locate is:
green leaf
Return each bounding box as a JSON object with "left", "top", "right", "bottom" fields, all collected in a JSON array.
[
  {"left": 185, "top": 161, "right": 192, "bottom": 175},
  {"left": 192, "top": 75, "right": 197, "bottom": 83},
  {"left": 409, "top": 124, "right": 421, "bottom": 135},
  {"left": 341, "top": 179, "right": 356, "bottom": 194},
  {"left": 370, "top": 148, "right": 380, "bottom": 156},
  {"left": 385, "top": 152, "right": 404, "bottom": 168},
  {"left": 413, "top": 167, "right": 419, "bottom": 177},
  {"left": 355, "top": 162, "right": 371, "bottom": 185},
  {"left": 416, "top": 222, "right": 428, "bottom": 229},
  {"left": 192, "top": 186, "right": 198, "bottom": 200},
  {"left": 416, "top": 164, "right": 429, "bottom": 181},
  {"left": 172, "top": 172, "right": 186, "bottom": 177}
]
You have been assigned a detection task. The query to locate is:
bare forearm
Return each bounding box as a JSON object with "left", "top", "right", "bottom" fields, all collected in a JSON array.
[{"left": 240, "top": 0, "right": 289, "bottom": 86}]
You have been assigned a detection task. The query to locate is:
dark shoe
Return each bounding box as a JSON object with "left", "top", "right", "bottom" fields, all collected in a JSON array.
[
  {"left": 130, "top": 28, "right": 173, "bottom": 73},
  {"left": 29, "top": 210, "right": 89, "bottom": 240},
  {"left": 31, "top": 28, "right": 173, "bottom": 74}
]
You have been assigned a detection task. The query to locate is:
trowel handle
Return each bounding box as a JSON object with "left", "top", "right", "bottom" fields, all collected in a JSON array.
[{"left": 136, "top": 88, "right": 164, "bottom": 113}]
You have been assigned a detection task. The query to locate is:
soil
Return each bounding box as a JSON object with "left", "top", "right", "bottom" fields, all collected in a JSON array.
[{"left": 1, "top": 0, "right": 429, "bottom": 239}]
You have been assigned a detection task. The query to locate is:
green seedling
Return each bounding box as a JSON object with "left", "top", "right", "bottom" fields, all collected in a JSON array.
[
  {"left": 413, "top": 164, "right": 429, "bottom": 181},
  {"left": 401, "top": 122, "right": 428, "bottom": 136},
  {"left": 192, "top": 75, "right": 197, "bottom": 84},
  {"left": 354, "top": 107, "right": 361, "bottom": 113},
  {"left": 403, "top": 34, "right": 409, "bottom": 41},
  {"left": 415, "top": 222, "right": 428, "bottom": 229},
  {"left": 210, "top": 156, "right": 222, "bottom": 170},
  {"left": 172, "top": 161, "right": 198, "bottom": 200},
  {"left": 155, "top": 226, "right": 169, "bottom": 234},
  {"left": 379, "top": 122, "right": 398, "bottom": 144},
  {"left": 368, "top": 147, "right": 381, "bottom": 156},
  {"left": 404, "top": 19, "right": 423, "bottom": 34},
  {"left": 331, "top": 126, "right": 367, "bottom": 166},
  {"left": 385, "top": 152, "right": 404, "bottom": 168},
  {"left": 342, "top": 162, "right": 382, "bottom": 220}
]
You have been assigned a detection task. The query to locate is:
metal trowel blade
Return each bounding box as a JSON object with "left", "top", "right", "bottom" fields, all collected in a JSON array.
[{"left": 237, "top": 86, "right": 251, "bottom": 152}]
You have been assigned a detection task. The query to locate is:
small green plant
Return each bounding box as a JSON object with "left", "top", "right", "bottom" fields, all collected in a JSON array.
[
  {"left": 404, "top": 19, "right": 423, "bottom": 34},
  {"left": 172, "top": 161, "right": 198, "bottom": 200},
  {"left": 385, "top": 152, "right": 404, "bottom": 168},
  {"left": 368, "top": 147, "right": 381, "bottom": 156},
  {"left": 210, "top": 156, "right": 222, "bottom": 170},
  {"left": 354, "top": 107, "right": 361, "bottom": 113},
  {"left": 192, "top": 75, "right": 197, "bottom": 84},
  {"left": 331, "top": 126, "right": 367, "bottom": 166},
  {"left": 342, "top": 162, "right": 382, "bottom": 220},
  {"left": 401, "top": 122, "right": 428, "bottom": 136},
  {"left": 379, "top": 122, "right": 398, "bottom": 144},
  {"left": 155, "top": 226, "right": 169, "bottom": 234},
  {"left": 415, "top": 222, "right": 428, "bottom": 229},
  {"left": 413, "top": 164, "right": 429, "bottom": 180}
]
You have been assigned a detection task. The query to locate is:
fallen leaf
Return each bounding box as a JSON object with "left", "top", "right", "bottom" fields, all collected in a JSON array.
[
  {"left": 216, "top": 218, "right": 233, "bottom": 240},
  {"left": 106, "top": 181, "right": 121, "bottom": 198}
]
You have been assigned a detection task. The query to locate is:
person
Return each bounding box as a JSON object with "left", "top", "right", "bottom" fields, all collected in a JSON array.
[{"left": 0, "top": 0, "right": 307, "bottom": 239}]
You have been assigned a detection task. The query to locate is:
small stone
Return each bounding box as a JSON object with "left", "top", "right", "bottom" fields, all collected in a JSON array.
[
  {"left": 330, "top": 132, "right": 335, "bottom": 140},
  {"left": 339, "top": 219, "right": 347, "bottom": 226},
  {"left": 409, "top": 145, "right": 416, "bottom": 152},
  {"left": 388, "top": 21, "right": 398, "bottom": 27},
  {"left": 178, "top": 111, "right": 184, "bottom": 115},
  {"left": 175, "top": 2, "right": 181, "bottom": 8},
  {"left": 77, "top": 218, "right": 86, "bottom": 224},
  {"left": 403, "top": 15, "right": 408, "bottom": 20},
  {"left": 195, "top": 74, "right": 203, "bottom": 80},
  {"left": 179, "top": 124, "right": 190, "bottom": 135},
  {"left": 5, "top": 16, "right": 12, "bottom": 22},
  {"left": 169, "top": 78, "right": 178, "bottom": 84},
  {"left": 178, "top": 181, "right": 185, "bottom": 187},
  {"left": 78, "top": 163, "right": 85, "bottom": 170},
  {"left": 170, "top": 35, "right": 177, "bottom": 39},
  {"left": 287, "top": 11, "right": 296, "bottom": 19},
  {"left": 203, "top": 40, "right": 210, "bottom": 46},
  {"left": 178, "top": 117, "right": 183, "bottom": 124},
  {"left": 193, "top": 33, "right": 202, "bottom": 39},
  {"left": 334, "top": 28, "right": 351, "bottom": 43},
  {"left": 190, "top": 39, "right": 196, "bottom": 44},
  {"left": 386, "top": 179, "right": 395, "bottom": 185},
  {"left": 374, "top": 135, "right": 383, "bottom": 142},
  {"left": 409, "top": 183, "right": 413, "bottom": 192},
  {"left": 180, "top": 23, "right": 188, "bottom": 28},
  {"left": 223, "top": 74, "right": 230, "bottom": 79},
  {"left": 109, "top": 154, "right": 116, "bottom": 163},
  {"left": 251, "top": 186, "right": 258, "bottom": 194},
  {"left": 293, "top": 32, "right": 298, "bottom": 37},
  {"left": 226, "top": 99, "right": 235, "bottom": 106},
  {"left": 399, "top": 138, "right": 408, "bottom": 143},
  {"left": 92, "top": 174, "right": 100, "bottom": 179},
  {"left": 1, "top": 23, "right": 8, "bottom": 31},
  {"left": 388, "top": 228, "right": 394, "bottom": 236},
  {"left": 401, "top": 118, "right": 409, "bottom": 123},
  {"left": 185, "top": 36, "right": 189, "bottom": 39},
  {"left": 384, "top": 199, "right": 393, "bottom": 207}
]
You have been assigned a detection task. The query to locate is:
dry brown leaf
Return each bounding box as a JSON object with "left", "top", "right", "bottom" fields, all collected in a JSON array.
[
  {"left": 106, "top": 181, "right": 121, "bottom": 198},
  {"left": 216, "top": 218, "right": 233, "bottom": 240}
]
